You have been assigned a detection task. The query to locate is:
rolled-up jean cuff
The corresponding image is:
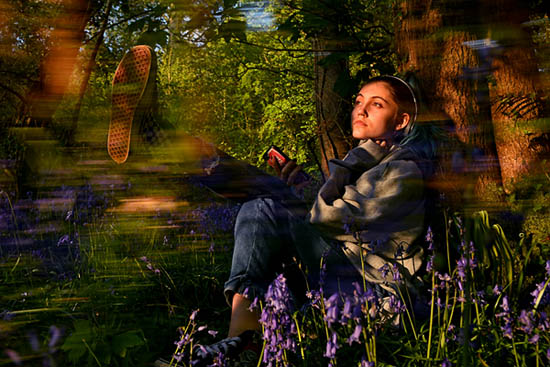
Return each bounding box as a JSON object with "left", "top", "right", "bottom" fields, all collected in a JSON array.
[{"left": 223, "top": 276, "right": 267, "bottom": 307}]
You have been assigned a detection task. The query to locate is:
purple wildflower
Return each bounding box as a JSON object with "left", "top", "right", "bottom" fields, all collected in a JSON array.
[
  {"left": 28, "top": 331, "right": 39, "bottom": 351},
  {"left": 210, "top": 352, "right": 229, "bottom": 367},
  {"left": 340, "top": 297, "right": 352, "bottom": 325},
  {"left": 446, "top": 324, "right": 457, "bottom": 342},
  {"left": 392, "top": 263, "right": 402, "bottom": 283},
  {"left": 208, "top": 330, "right": 218, "bottom": 337},
  {"left": 324, "top": 293, "right": 340, "bottom": 328},
  {"left": 456, "top": 256, "right": 467, "bottom": 280},
  {"left": 4, "top": 349, "right": 22, "bottom": 366},
  {"left": 197, "top": 325, "right": 207, "bottom": 332},
  {"left": 519, "top": 310, "right": 534, "bottom": 335},
  {"left": 306, "top": 289, "right": 321, "bottom": 308},
  {"left": 496, "top": 296, "right": 513, "bottom": 339},
  {"left": 475, "top": 290, "right": 487, "bottom": 306},
  {"left": 438, "top": 273, "right": 452, "bottom": 290},
  {"left": 546, "top": 260, "right": 550, "bottom": 276},
  {"left": 426, "top": 226, "right": 434, "bottom": 250},
  {"left": 361, "top": 358, "right": 375, "bottom": 367},
  {"left": 248, "top": 296, "right": 259, "bottom": 311},
  {"left": 379, "top": 264, "right": 390, "bottom": 280},
  {"left": 260, "top": 274, "right": 297, "bottom": 367},
  {"left": 48, "top": 325, "right": 62, "bottom": 353},
  {"left": 529, "top": 334, "right": 539, "bottom": 344},
  {"left": 426, "top": 255, "right": 435, "bottom": 273},
  {"left": 441, "top": 357, "right": 452, "bottom": 367},
  {"left": 547, "top": 348, "right": 550, "bottom": 361},
  {"left": 492, "top": 285, "right": 502, "bottom": 296},
  {"left": 348, "top": 324, "right": 362, "bottom": 345},
  {"left": 538, "top": 312, "right": 550, "bottom": 331},
  {"left": 324, "top": 331, "right": 338, "bottom": 359},
  {"left": 388, "top": 295, "right": 406, "bottom": 313},
  {"left": 531, "top": 281, "right": 550, "bottom": 307},
  {"left": 57, "top": 234, "right": 70, "bottom": 246}
]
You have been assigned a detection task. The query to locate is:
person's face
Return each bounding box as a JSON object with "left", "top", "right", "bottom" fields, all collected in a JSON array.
[{"left": 351, "top": 82, "right": 410, "bottom": 142}]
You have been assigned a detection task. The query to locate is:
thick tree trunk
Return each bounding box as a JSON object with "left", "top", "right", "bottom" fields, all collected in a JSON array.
[
  {"left": 69, "top": 0, "right": 113, "bottom": 144},
  {"left": 26, "top": 0, "right": 94, "bottom": 128},
  {"left": 313, "top": 38, "right": 353, "bottom": 179},
  {"left": 394, "top": 0, "right": 505, "bottom": 209},
  {"left": 483, "top": 0, "right": 550, "bottom": 193}
]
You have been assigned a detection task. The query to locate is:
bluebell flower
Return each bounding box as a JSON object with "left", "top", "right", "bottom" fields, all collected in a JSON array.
[
  {"left": 361, "top": 358, "right": 375, "bottom": 367},
  {"left": 324, "top": 293, "right": 340, "bottom": 328},
  {"left": 441, "top": 357, "right": 452, "bottom": 367},
  {"left": 496, "top": 296, "right": 513, "bottom": 339},
  {"left": 48, "top": 325, "right": 62, "bottom": 353},
  {"left": 378, "top": 264, "right": 390, "bottom": 280},
  {"left": 528, "top": 334, "right": 539, "bottom": 344},
  {"left": 537, "top": 312, "right": 549, "bottom": 331},
  {"left": 426, "top": 255, "right": 435, "bottom": 273},
  {"left": 519, "top": 310, "right": 534, "bottom": 335},
  {"left": 324, "top": 331, "right": 338, "bottom": 359},
  {"left": 260, "top": 274, "right": 297, "bottom": 367},
  {"left": 531, "top": 281, "right": 550, "bottom": 307},
  {"left": 341, "top": 298, "right": 352, "bottom": 324},
  {"left": 348, "top": 324, "right": 362, "bottom": 345},
  {"left": 4, "top": 349, "right": 21, "bottom": 366},
  {"left": 425, "top": 226, "right": 434, "bottom": 250},
  {"left": 392, "top": 263, "right": 402, "bottom": 283},
  {"left": 388, "top": 295, "right": 406, "bottom": 314}
]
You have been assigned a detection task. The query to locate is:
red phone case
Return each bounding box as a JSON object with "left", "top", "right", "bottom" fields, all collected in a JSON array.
[
  {"left": 265, "top": 146, "right": 289, "bottom": 169},
  {"left": 264, "top": 145, "right": 310, "bottom": 184}
]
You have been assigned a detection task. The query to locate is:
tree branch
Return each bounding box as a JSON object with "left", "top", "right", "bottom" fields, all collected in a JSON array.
[{"left": 0, "top": 83, "right": 26, "bottom": 104}]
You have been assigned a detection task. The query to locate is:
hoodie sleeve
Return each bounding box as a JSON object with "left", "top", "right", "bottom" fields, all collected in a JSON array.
[{"left": 308, "top": 141, "right": 424, "bottom": 243}]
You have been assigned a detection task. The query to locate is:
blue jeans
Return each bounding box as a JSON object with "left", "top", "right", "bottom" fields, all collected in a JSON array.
[{"left": 223, "top": 197, "right": 363, "bottom": 306}]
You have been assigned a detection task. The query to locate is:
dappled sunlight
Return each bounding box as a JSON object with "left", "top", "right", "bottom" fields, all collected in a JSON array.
[{"left": 108, "top": 196, "right": 189, "bottom": 214}]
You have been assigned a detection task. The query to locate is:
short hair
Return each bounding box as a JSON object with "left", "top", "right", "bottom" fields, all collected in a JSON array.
[{"left": 363, "top": 75, "right": 418, "bottom": 135}]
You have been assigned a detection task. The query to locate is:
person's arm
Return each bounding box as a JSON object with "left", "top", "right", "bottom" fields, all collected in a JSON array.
[{"left": 308, "top": 158, "right": 424, "bottom": 243}]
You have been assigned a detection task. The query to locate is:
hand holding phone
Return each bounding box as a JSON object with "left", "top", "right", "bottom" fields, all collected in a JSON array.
[{"left": 264, "top": 145, "right": 311, "bottom": 187}]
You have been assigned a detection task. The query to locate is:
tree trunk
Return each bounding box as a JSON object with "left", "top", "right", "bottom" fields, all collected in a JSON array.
[
  {"left": 68, "top": 0, "right": 113, "bottom": 144},
  {"left": 394, "top": 0, "right": 505, "bottom": 210},
  {"left": 313, "top": 37, "right": 353, "bottom": 180},
  {"left": 26, "top": 0, "right": 94, "bottom": 128},
  {"left": 482, "top": 0, "right": 550, "bottom": 193}
]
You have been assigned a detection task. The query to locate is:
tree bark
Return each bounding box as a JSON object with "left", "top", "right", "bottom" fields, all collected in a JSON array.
[
  {"left": 26, "top": 0, "right": 94, "bottom": 128},
  {"left": 482, "top": 0, "right": 550, "bottom": 193},
  {"left": 394, "top": 0, "right": 505, "bottom": 210},
  {"left": 313, "top": 37, "right": 353, "bottom": 180},
  {"left": 69, "top": 0, "right": 113, "bottom": 144}
]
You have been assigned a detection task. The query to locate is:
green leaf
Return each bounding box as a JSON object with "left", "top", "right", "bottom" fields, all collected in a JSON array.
[
  {"left": 219, "top": 19, "right": 247, "bottom": 41},
  {"left": 112, "top": 331, "right": 145, "bottom": 357},
  {"left": 127, "top": 17, "right": 148, "bottom": 33},
  {"left": 137, "top": 30, "right": 169, "bottom": 48}
]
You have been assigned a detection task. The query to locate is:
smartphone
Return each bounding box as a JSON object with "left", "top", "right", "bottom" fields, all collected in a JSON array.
[{"left": 263, "top": 145, "right": 311, "bottom": 185}]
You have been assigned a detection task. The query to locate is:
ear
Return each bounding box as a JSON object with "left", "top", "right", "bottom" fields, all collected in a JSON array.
[{"left": 394, "top": 113, "right": 410, "bottom": 131}]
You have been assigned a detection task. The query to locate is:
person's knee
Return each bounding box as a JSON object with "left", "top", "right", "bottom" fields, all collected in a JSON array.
[{"left": 237, "top": 197, "right": 279, "bottom": 221}]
